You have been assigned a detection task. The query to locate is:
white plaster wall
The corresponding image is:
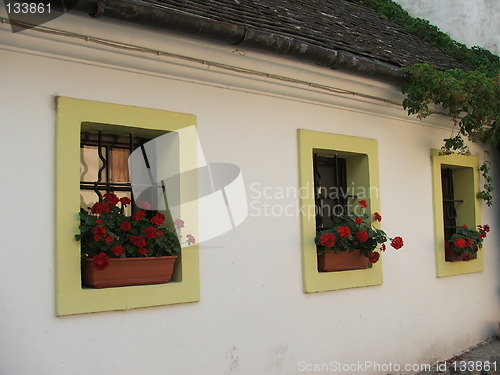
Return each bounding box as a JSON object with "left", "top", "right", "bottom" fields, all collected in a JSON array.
[
  {"left": 0, "top": 13, "right": 498, "bottom": 375},
  {"left": 394, "top": 0, "right": 499, "bottom": 54}
]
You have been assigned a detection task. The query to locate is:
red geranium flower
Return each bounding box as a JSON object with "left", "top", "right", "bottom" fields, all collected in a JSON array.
[
  {"left": 356, "top": 230, "right": 369, "bottom": 243},
  {"left": 91, "top": 201, "right": 110, "bottom": 214},
  {"left": 373, "top": 212, "right": 382, "bottom": 222},
  {"left": 465, "top": 237, "right": 473, "bottom": 247},
  {"left": 105, "top": 236, "right": 114, "bottom": 244},
  {"left": 354, "top": 217, "right": 363, "bottom": 225},
  {"left": 93, "top": 226, "right": 107, "bottom": 235},
  {"left": 337, "top": 226, "right": 351, "bottom": 238},
  {"left": 111, "top": 245, "right": 124, "bottom": 257},
  {"left": 156, "top": 230, "right": 164, "bottom": 237},
  {"left": 461, "top": 252, "right": 474, "bottom": 261},
  {"left": 186, "top": 234, "right": 196, "bottom": 244},
  {"left": 390, "top": 236, "right": 404, "bottom": 250},
  {"left": 368, "top": 251, "right": 380, "bottom": 263},
  {"left": 151, "top": 212, "right": 166, "bottom": 226},
  {"left": 320, "top": 233, "right": 336, "bottom": 248},
  {"left": 358, "top": 200, "right": 368, "bottom": 208},
  {"left": 130, "top": 235, "right": 147, "bottom": 248},
  {"left": 483, "top": 224, "right": 490, "bottom": 232},
  {"left": 144, "top": 226, "right": 157, "bottom": 239},
  {"left": 120, "top": 221, "right": 132, "bottom": 231},
  {"left": 132, "top": 211, "right": 146, "bottom": 221},
  {"left": 92, "top": 226, "right": 107, "bottom": 242},
  {"left": 173, "top": 219, "right": 185, "bottom": 228},
  {"left": 92, "top": 252, "right": 110, "bottom": 270},
  {"left": 138, "top": 248, "right": 148, "bottom": 256},
  {"left": 119, "top": 197, "right": 131, "bottom": 206},
  {"left": 454, "top": 238, "right": 466, "bottom": 248},
  {"left": 96, "top": 219, "right": 103, "bottom": 224},
  {"left": 380, "top": 243, "right": 386, "bottom": 252},
  {"left": 103, "top": 192, "right": 120, "bottom": 206}
]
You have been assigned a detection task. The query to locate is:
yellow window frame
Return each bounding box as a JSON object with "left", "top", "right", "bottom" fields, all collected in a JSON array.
[
  {"left": 55, "top": 97, "right": 200, "bottom": 316},
  {"left": 431, "top": 150, "right": 483, "bottom": 277},
  {"left": 298, "top": 129, "right": 383, "bottom": 292}
]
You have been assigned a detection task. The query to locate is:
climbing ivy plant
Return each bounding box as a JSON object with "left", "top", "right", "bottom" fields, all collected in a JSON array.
[{"left": 362, "top": 0, "right": 500, "bottom": 206}]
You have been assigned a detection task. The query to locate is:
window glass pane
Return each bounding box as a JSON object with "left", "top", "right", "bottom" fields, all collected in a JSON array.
[
  {"left": 314, "top": 154, "right": 347, "bottom": 228},
  {"left": 441, "top": 168, "right": 457, "bottom": 241},
  {"left": 80, "top": 189, "right": 97, "bottom": 210},
  {"left": 80, "top": 145, "right": 105, "bottom": 183},
  {"left": 80, "top": 132, "right": 149, "bottom": 217},
  {"left": 109, "top": 148, "right": 130, "bottom": 183},
  {"left": 80, "top": 190, "right": 133, "bottom": 215}
]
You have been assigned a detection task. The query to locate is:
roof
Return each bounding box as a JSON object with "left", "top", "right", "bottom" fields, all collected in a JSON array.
[
  {"left": 151, "top": 0, "right": 462, "bottom": 70},
  {"left": 72, "top": 0, "right": 464, "bottom": 81}
]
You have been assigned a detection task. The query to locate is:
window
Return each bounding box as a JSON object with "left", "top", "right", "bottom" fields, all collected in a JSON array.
[
  {"left": 298, "top": 130, "right": 382, "bottom": 292},
  {"left": 55, "top": 97, "right": 200, "bottom": 316},
  {"left": 80, "top": 130, "right": 148, "bottom": 214},
  {"left": 313, "top": 154, "right": 348, "bottom": 229},
  {"left": 441, "top": 167, "right": 467, "bottom": 262},
  {"left": 441, "top": 167, "right": 458, "bottom": 249},
  {"left": 431, "top": 150, "right": 483, "bottom": 277}
]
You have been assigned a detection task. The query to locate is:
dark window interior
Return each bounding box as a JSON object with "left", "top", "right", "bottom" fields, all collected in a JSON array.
[
  {"left": 441, "top": 167, "right": 464, "bottom": 261},
  {"left": 313, "top": 153, "right": 348, "bottom": 229}
]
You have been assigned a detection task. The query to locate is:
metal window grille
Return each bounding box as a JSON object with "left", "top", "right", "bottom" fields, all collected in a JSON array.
[
  {"left": 313, "top": 154, "right": 350, "bottom": 229},
  {"left": 80, "top": 130, "right": 148, "bottom": 206},
  {"left": 441, "top": 167, "right": 464, "bottom": 249}
]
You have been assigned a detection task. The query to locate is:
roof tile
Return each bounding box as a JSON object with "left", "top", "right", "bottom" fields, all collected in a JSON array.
[{"left": 151, "top": 0, "right": 463, "bottom": 69}]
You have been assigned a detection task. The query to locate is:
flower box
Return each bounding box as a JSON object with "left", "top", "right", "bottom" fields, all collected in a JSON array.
[
  {"left": 444, "top": 247, "right": 462, "bottom": 262},
  {"left": 445, "top": 248, "right": 478, "bottom": 262},
  {"left": 75, "top": 192, "right": 196, "bottom": 289},
  {"left": 444, "top": 224, "right": 489, "bottom": 262},
  {"left": 315, "top": 199, "right": 404, "bottom": 271},
  {"left": 81, "top": 256, "right": 177, "bottom": 288},
  {"left": 317, "top": 250, "right": 370, "bottom": 272}
]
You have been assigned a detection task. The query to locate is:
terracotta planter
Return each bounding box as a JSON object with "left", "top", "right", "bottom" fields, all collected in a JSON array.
[
  {"left": 81, "top": 256, "right": 177, "bottom": 288},
  {"left": 445, "top": 248, "right": 477, "bottom": 262},
  {"left": 317, "top": 250, "right": 370, "bottom": 272},
  {"left": 445, "top": 247, "right": 462, "bottom": 262}
]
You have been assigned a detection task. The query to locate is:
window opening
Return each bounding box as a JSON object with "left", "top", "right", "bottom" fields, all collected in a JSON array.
[
  {"left": 441, "top": 167, "right": 464, "bottom": 261},
  {"left": 80, "top": 130, "right": 149, "bottom": 214},
  {"left": 313, "top": 153, "right": 352, "bottom": 229}
]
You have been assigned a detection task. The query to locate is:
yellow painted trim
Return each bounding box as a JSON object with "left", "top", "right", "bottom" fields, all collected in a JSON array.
[
  {"left": 298, "top": 130, "right": 383, "bottom": 292},
  {"left": 431, "top": 150, "right": 483, "bottom": 277},
  {"left": 55, "top": 97, "right": 200, "bottom": 316}
]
